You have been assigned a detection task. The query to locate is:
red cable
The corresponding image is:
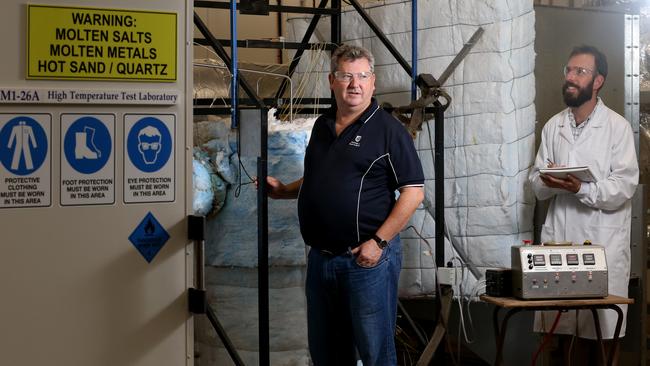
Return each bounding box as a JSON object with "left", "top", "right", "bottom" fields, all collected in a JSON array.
[{"left": 531, "top": 311, "right": 562, "bottom": 366}]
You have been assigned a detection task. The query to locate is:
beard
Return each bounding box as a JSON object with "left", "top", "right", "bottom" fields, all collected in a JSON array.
[{"left": 562, "top": 78, "right": 594, "bottom": 107}]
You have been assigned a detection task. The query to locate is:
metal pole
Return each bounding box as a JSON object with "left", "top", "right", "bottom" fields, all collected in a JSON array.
[
  {"left": 434, "top": 103, "right": 444, "bottom": 268},
  {"left": 411, "top": 0, "right": 417, "bottom": 101},
  {"left": 331, "top": 0, "right": 340, "bottom": 47},
  {"left": 347, "top": 0, "right": 412, "bottom": 77},
  {"left": 206, "top": 305, "right": 247, "bottom": 366},
  {"left": 257, "top": 108, "right": 270, "bottom": 366},
  {"left": 230, "top": 0, "right": 239, "bottom": 128},
  {"left": 193, "top": 12, "right": 264, "bottom": 108}
]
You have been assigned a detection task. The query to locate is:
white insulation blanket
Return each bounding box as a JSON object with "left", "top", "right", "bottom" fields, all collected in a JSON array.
[{"left": 288, "top": 0, "right": 537, "bottom": 296}]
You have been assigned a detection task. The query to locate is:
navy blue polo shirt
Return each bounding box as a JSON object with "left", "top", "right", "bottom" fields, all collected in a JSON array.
[{"left": 298, "top": 98, "right": 424, "bottom": 253}]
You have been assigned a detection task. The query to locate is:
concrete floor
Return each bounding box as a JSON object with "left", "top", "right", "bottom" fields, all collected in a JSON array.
[{"left": 195, "top": 266, "right": 309, "bottom": 366}]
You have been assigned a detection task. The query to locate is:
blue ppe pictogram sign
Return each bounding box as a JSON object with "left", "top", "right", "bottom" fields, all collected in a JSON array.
[
  {"left": 0, "top": 114, "right": 51, "bottom": 208},
  {"left": 63, "top": 116, "right": 112, "bottom": 174},
  {"left": 128, "top": 212, "right": 170, "bottom": 263},
  {"left": 0, "top": 115, "right": 48, "bottom": 175},
  {"left": 126, "top": 116, "right": 172, "bottom": 173},
  {"left": 60, "top": 114, "right": 115, "bottom": 206},
  {"left": 124, "top": 114, "right": 175, "bottom": 203}
]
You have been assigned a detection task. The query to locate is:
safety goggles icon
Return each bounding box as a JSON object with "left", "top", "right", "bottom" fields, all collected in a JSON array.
[{"left": 139, "top": 142, "right": 160, "bottom": 150}]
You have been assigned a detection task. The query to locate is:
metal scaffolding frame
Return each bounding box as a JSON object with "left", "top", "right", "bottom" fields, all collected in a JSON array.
[{"left": 191, "top": 1, "right": 424, "bottom": 364}]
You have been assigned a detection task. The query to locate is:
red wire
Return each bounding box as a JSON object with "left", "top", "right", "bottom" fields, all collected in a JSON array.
[{"left": 531, "top": 311, "right": 563, "bottom": 366}]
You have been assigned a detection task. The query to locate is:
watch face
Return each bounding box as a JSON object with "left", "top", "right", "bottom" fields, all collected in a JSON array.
[{"left": 379, "top": 240, "right": 388, "bottom": 249}]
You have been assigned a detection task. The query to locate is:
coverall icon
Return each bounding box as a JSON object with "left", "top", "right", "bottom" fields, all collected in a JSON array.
[{"left": 8, "top": 120, "right": 36, "bottom": 170}]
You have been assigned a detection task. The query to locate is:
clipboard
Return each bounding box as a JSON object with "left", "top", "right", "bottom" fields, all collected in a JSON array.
[{"left": 539, "top": 166, "right": 597, "bottom": 182}]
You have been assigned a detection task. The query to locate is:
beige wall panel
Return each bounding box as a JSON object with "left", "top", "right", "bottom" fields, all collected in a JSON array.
[{"left": 0, "top": 1, "right": 194, "bottom": 365}]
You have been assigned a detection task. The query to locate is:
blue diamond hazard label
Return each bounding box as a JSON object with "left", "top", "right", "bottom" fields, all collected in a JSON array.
[{"left": 129, "top": 212, "right": 170, "bottom": 263}]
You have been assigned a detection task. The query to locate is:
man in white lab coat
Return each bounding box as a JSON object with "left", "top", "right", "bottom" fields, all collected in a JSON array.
[{"left": 529, "top": 45, "right": 639, "bottom": 365}]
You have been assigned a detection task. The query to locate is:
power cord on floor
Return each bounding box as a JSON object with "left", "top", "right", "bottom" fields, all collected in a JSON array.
[
  {"left": 403, "top": 224, "right": 486, "bottom": 366},
  {"left": 531, "top": 311, "right": 562, "bottom": 366}
]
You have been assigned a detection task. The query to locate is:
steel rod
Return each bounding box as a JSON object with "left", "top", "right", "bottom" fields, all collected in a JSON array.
[
  {"left": 434, "top": 103, "right": 444, "bottom": 268},
  {"left": 194, "top": 38, "right": 336, "bottom": 51},
  {"left": 230, "top": 0, "right": 239, "bottom": 128},
  {"left": 193, "top": 12, "right": 264, "bottom": 108},
  {"left": 206, "top": 305, "right": 247, "bottom": 366},
  {"left": 411, "top": 0, "right": 417, "bottom": 100},
  {"left": 347, "top": 0, "right": 412, "bottom": 77},
  {"left": 257, "top": 108, "right": 270, "bottom": 366},
  {"left": 195, "top": 1, "right": 338, "bottom": 15}
]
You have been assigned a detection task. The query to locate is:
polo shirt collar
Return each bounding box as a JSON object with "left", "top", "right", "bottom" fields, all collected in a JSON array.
[{"left": 325, "top": 98, "right": 380, "bottom": 125}]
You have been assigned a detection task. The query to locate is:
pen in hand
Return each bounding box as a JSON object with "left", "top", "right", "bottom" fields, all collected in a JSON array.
[{"left": 545, "top": 159, "right": 555, "bottom": 168}]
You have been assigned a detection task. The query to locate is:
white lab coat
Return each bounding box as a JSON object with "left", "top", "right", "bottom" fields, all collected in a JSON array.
[{"left": 529, "top": 98, "right": 639, "bottom": 339}]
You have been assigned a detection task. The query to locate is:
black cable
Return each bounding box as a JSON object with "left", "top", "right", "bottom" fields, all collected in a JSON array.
[
  {"left": 404, "top": 225, "right": 460, "bottom": 365},
  {"left": 234, "top": 121, "right": 256, "bottom": 198}
]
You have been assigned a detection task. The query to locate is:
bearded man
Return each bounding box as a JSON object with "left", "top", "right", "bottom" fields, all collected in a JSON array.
[{"left": 528, "top": 45, "right": 639, "bottom": 365}]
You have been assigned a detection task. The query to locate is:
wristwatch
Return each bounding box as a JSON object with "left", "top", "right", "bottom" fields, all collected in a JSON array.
[{"left": 371, "top": 234, "right": 389, "bottom": 249}]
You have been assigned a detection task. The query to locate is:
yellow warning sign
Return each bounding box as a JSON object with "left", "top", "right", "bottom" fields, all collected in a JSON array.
[{"left": 27, "top": 5, "right": 177, "bottom": 82}]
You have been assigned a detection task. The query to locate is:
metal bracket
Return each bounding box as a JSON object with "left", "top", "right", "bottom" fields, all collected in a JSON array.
[
  {"left": 416, "top": 285, "right": 454, "bottom": 365},
  {"left": 188, "top": 214, "right": 206, "bottom": 241},
  {"left": 390, "top": 27, "right": 484, "bottom": 138},
  {"left": 188, "top": 215, "right": 207, "bottom": 314},
  {"left": 188, "top": 288, "right": 207, "bottom": 314}
]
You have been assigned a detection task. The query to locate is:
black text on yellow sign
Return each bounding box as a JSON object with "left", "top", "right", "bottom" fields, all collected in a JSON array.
[{"left": 27, "top": 5, "right": 177, "bottom": 82}]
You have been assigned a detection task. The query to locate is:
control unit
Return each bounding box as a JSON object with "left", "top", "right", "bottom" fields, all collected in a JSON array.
[{"left": 511, "top": 244, "right": 607, "bottom": 299}]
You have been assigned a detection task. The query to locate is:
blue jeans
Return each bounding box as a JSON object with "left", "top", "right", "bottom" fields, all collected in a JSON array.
[{"left": 306, "top": 237, "right": 401, "bottom": 366}]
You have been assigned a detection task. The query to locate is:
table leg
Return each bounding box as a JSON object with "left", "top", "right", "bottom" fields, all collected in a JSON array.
[
  {"left": 606, "top": 304, "right": 624, "bottom": 366},
  {"left": 492, "top": 306, "right": 502, "bottom": 365},
  {"left": 494, "top": 308, "right": 522, "bottom": 366},
  {"left": 590, "top": 308, "right": 607, "bottom": 365}
]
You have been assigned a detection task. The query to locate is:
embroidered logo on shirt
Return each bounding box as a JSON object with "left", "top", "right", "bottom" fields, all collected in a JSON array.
[{"left": 349, "top": 135, "right": 362, "bottom": 147}]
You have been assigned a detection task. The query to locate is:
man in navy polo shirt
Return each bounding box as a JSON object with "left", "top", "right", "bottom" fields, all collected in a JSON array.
[{"left": 266, "top": 44, "right": 424, "bottom": 365}]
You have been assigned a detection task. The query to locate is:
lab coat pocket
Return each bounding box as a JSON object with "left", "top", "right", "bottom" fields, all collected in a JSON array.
[
  {"left": 585, "top": 224, "right": 630, "bottom": 295},
  {"left": 581, "top": 224, "right": 623, "bottom": 247}
]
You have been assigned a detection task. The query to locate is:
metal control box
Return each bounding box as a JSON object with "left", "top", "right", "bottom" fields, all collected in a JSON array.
[{"left": 511, "top": 245, "right": 608, "bottom": 299}]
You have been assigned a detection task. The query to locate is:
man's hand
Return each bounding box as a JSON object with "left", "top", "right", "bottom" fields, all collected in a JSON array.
[
  {"left": 255, "top": 176, "right": 303, "bottom": 199},
  {"left": 265, "top": 176, "right": 287, "bottom": 199},
  {"left": 540, "top": 173, "right": 581, "bottom": 193},
  {"left": 351, "top": 239, "right": 383, "bottom": 267},
  {"left": 348, "top": 186, "right": 423, "bottom": 268}
]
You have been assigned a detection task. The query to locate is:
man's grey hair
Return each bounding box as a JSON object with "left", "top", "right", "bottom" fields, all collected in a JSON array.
[{"left": 330, "top": 44, "right": 375, "bottom": 73}]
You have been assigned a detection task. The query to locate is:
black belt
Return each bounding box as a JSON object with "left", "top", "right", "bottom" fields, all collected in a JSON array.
[{"left": 316, "top": 246, "right": 354, "bottom": 257}]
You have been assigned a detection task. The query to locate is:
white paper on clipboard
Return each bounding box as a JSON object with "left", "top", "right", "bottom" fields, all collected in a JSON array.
[{"left": 539, "top": 166, "right": 597, "bottom": 182}]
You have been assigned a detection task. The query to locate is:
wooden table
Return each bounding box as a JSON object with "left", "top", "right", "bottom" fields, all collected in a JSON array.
[{"left": 479, "top": 295, "right": 634, "bottom": 366}]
